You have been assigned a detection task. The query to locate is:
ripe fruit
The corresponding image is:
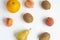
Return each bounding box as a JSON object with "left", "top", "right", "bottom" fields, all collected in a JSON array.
[
  {"left": 27, "top": 0, "right": 33, "bottom": 2},
  {"left": 7, "top": 0, "right": 21, "bottom": 13},
  {"left": 23, "top": 13, "right": 33, "bottom": 23},
  {"left": 39, "top": 32, "right": 50, "bottom": 40},
  {"left": 4, "top": 18, "right": 13, "bottom": 27},
  {"left": 25, "top": 0, "right": 34, "bottom": 8},
  {"left": 16, "top": 29, "right": 30, "bottom": 40},
  {"left": 41, "top": 0, "right": 51, "bottom": 10},
  {"left": 44, "top": 17, "right": 54, "bottom": 26}
]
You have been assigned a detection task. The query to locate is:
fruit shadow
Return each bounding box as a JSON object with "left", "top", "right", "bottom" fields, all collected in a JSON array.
[
  {"left": 3, "top": 0, "right": 8, "bottom": 13},
  {"left": 21, "top": 0, "right": 26, "bottom": 7},
  {"left": 20, "top": 12, "right": 29, "bottom": 23},
  {"left": 43, "top": 17, "right": 46, "bottom": 24},
  {"left": 20, "top": 12, "right": 25, "bottom": 23},
  {"left": 37, "top": 31, "right": 45, "bottom": 40},
  {"left": 39, "top": 0, "right": 44, "bottom": 10},
  {"left": 14, "top": 29, "right": 25, "bottom": 37},
  {"left": 0, "top": 17, "right": 4, "bottom": 25}
]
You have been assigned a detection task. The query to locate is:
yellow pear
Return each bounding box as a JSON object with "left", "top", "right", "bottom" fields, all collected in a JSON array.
[
  {"left": 7, "top": 0, "right": 21, "bottom": 13},
  {"left": 16, "top": 29, "right": 30, "bottom": 40}
]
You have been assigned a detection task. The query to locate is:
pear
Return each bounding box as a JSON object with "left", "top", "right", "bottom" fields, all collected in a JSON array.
[{"left": 16, "top": 29, "right": 31, "bottom": 40}]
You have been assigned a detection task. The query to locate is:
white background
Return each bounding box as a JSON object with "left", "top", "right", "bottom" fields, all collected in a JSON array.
[{"left": 0, "top": 0, "right": 60, "bottom": 40}]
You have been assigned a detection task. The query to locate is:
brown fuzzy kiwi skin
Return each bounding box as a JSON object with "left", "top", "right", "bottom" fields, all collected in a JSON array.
[
  {"left": 23, "top": 13, "right": 33, "bottom": 23},
  {"left": 39, "top": 32, "right": 50, "bottom": 40},
  {"left": 41, "top": 1, "right": 51, "bottom": 10}
]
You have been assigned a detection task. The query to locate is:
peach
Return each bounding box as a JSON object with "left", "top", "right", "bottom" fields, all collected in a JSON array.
[
  {"left": 4, "top": 18, "right": 13, "bottom": 27},
  {"left": 45, "top": 17, "right": 54, "bottom": 26}
]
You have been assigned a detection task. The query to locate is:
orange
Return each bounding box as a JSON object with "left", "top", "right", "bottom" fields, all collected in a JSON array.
[{"left": 7, "top": 0, "right": 21, "bottom": 13}]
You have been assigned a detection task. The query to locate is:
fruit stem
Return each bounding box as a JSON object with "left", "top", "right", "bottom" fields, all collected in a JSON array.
[{"left": 48, "top": 17, "right": 50, "bottom": 19}]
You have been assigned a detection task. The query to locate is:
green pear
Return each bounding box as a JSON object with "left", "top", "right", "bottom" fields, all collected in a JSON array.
[{"left": 16, "top": 29, "right": 30, "bottom": 40}]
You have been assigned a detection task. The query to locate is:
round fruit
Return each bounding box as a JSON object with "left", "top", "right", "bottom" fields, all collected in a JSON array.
[
  {"left": 45, "top": 17, "right": 54, "bottom": 26},
  {"left": 25, "top": 1, "right": 34, "bottom": 8},
  {"left": 41, "top": 0, "right": 51, "bottom": 10},
  {"left": 4, "top": 18, "right": 13, "bottom": 27},
  {"left": 27, "top": 0, "right": 33, "bottom": 2},
  {"left": 39, "top": 32, "right": 50, "bottom": 40},
  {"left": 7, "top": 0, "right": 20, "bottom": 13},
  {"left": 23, "top": 13, "right": 33, "bottom": 23}
]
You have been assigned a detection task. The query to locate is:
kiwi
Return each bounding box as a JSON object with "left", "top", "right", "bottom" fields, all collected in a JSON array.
[
  {"left": 23, "top": 13, "right": 33, "bottom": 23},
  {"left": 39, "top": 32, "right": 50, "bottom": 40},
  {"left": 41, "top": 0, "right": 51, "bottom": 10}
]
